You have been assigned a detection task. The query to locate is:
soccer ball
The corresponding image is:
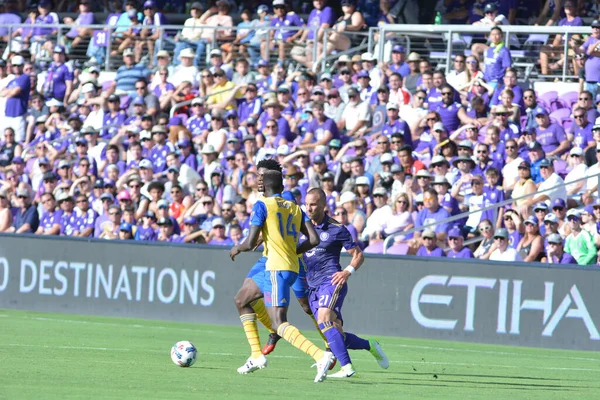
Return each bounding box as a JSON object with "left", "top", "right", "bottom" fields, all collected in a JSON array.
[{"left": 171, "top": 341, "right": 197, "bottom": 367}]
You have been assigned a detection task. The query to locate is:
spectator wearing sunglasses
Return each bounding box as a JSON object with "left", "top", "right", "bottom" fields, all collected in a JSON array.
[
  {"left": 489, "top": 228, "right": 523, "bottom": 262},
  {"left": 447, "top": 227, "right": 474, "bottom": 258}
]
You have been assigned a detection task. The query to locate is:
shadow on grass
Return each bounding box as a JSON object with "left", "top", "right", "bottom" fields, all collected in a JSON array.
[
  {"left": 396, "top": 371, "right": 570, "bottom": 382},
  {"left": 385, "top": 377, "right": 595, "bottom": 390}
]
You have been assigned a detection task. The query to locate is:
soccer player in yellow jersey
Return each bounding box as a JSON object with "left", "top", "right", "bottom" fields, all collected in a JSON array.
[{"left": 230, "top": 170, "right": 335, "bottom": 382}]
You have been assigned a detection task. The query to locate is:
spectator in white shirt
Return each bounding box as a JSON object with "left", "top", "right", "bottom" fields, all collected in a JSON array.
[
  {"left": 489, "top": 228, "right": 523, "bottom": 262},
  {"left": 446, "top": 54, "right": 468, "bottom": 90},
  {"left": 522, "top": 159, "right": 567, "bottom": 212},
  {"left": 565, "top": 147, "right": 588, "bottom": 207},
  {"left": 361, "top": 187, "right": 393, "bottom": 242},
  {"left": 171, "top": 48, "right": 199, "bottom": 88},
  {"left": 338, "top": 87, "right": 372, "bottom": 138}
]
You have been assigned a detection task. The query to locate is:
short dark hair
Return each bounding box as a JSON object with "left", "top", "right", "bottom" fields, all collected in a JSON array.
[{"left": 257, "top": 158, "right": 282, "bottom": 173}]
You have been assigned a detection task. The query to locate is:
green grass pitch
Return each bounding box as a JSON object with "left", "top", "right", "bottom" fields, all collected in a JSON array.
[{"left": 1, "top": 309, "right": 599, "bottom": 399}]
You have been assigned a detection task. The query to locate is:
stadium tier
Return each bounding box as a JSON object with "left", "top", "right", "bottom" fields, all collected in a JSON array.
[{"left": 0, "top": 0, "right": 599, "bottom": 265}]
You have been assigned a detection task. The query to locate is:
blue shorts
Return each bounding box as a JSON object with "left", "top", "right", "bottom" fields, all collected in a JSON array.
[
  {"left": 246, "top": 256, "right": 267, "bottom": 279},
  {"left": 292, "top": 258, "right": 308, "bottom": 299},
  {"left": 253, "top": 270, "right": 298, "bottom": 307},
  {"left": 308, "top": 283, "right": 347, "bottom": 324}
]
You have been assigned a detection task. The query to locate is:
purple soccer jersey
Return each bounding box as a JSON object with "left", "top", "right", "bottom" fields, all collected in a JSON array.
[
  {"left": 303, "top": 216, "right": 357, "bottom": 288},
  {"left": 447, "top": 247, "right": 474, "bottom": 258}
]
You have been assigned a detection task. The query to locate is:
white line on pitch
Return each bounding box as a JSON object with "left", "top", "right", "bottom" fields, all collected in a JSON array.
[
  {"left": 19, "top": 316, "right": 216, "bottom": 333},
  {"left": 3, "top": 344, "right": 598, "bottom": 372}
]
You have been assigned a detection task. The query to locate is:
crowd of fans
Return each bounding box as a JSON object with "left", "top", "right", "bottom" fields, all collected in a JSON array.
[{"left": 1, "top": 0, "right": 600, "bottom": 265}]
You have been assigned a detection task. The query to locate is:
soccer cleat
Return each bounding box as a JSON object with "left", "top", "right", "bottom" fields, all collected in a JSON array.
[
  {"left": 368, "top": 339, "right": 389, "bottom": 369},
  {"left": 237, "top": 355, "right": 268, "bottom": 374},
  {"left": 324, "top": 348, "right": 337, "bottom": 370},
  {"left": 261, "top": 333, "right": 281, "bottom": 355},
  {"left": 328, "top": 364, "right": 357, "bottom": 378},
  {"left": 312, "top": 351, "right": 335, "bottom": 383}
]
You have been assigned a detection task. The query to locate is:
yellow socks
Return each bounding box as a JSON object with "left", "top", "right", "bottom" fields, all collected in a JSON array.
[
  {"left": 240, "top": 313, "right": 262, "bottom": 358},
  {"left": 277, "top": 322, "right": 324, "bottom": 362},
  {"left": 250, "top": 298, "right": 275, "bottom": 334}
]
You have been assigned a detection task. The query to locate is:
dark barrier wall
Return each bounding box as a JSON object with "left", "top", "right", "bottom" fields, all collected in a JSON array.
[{"left": 1, "top": 235, "right": 599, "bottom": 351}]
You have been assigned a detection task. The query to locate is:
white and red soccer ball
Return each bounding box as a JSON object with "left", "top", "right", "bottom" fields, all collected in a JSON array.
[{"left": 171, "top": 341, "right": 197, "bottom": 367}]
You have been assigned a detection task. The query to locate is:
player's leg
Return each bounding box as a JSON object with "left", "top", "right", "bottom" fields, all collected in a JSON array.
[
  {"left": 311, "top": 283, "right": 355, "bottom": 378},
  {"left": 265, "top": 270, "right": 334, "bottom": 382},
  {"left": 295, "top": 260, "right": 328, "bottom": 347},
  {"left": 234, "top": 271, "right": 268, "bottom": 374},
  {"left": 244, "top": 257, "right": 276, "bottom": 334}
]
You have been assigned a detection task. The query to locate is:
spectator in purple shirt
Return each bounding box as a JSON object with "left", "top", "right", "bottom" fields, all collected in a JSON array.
[
  {"left": 416, "top": 229, "right": 446, "bottom": 257},
  {"left": 571, "top": 107, "right": 594, "bottom": 152},
  {"left": 35, "top": 192, "right": 61, "bottom": 235},
  {"left": 43, "top": 46, "right": 74, "bottom": 104},
  {"left": 434, "top": 84, "right": 477, "bottom": 133},
  {"left": 580, "top": 20, "right": 600, "bottom": 98},
  {"left": 446, "top": 227, "right": 474, "bottom": 258},
  {"left": 298, "top": 101, "right": 339, "bottom": 150},
  {"left": 1, "top": 56, "right": 31, "bottom": 143},
  {"left": 157, "top": 216, "right": 184, "bottom": 243},
  {"left": 64, "top": 0, "right": 95, "bottom": 50},
  {"left": 415, "top": 188, "right": 451, "bottom": 242},
  {"left": 482, "top": 27, "right": 512, "bottom": 89},
  {"left": 534, "top": 107, "right": 570, "bottom": 157},
  {"left": 292, "top": 0, "right": 335, "bottom": 68},
  {"left": 267, "top": 0, "right": 305, "bottom": 63},
  {"left": 545, "top": 233, "right": 578, "bottom": 264},
  {"left": 207, "top": 217, "right": 234, "bottom": 246},
  {"left": 57, "top": 192, "right": 79, "bottom": 236}
]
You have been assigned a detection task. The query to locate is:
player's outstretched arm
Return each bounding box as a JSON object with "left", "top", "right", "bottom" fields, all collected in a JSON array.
[
  {"left": 297, "top": 219, "right": 320, "bottom": 254},
  {"left": 230, "top": 225, "right": 261, "bottom": 261}
]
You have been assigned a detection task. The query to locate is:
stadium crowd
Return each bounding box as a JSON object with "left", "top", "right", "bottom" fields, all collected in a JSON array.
[{"left": 0, "top": 0, "right": 600, "bottom": 265}]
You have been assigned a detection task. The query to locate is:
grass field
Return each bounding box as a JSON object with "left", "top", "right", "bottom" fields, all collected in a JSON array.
[{"left": 1, "top": 309, "right": 600, "bottom": 399}]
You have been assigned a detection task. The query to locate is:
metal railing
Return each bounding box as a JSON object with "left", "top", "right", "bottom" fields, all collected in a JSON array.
[
  {"left": 383, "top": 169, "right": 600, "bottom": 254},
  {"left": 377, "top": 24, "right": 594, "bottom": 82},
  {"left": 0, "top": 23, "right": 327, "bottom": 70}
]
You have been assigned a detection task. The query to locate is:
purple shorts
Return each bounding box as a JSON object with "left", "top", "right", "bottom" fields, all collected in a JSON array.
[{"left": 308, "top": 283, "right": 347, "bottom": 323}]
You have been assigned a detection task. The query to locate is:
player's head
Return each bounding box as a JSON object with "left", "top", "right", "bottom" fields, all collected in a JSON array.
[
  {"left": 305, "top": 188, "right": 327, "bottom": 222},
  {"left": 262, "top": 170, "right": 283, "bottom": 195},
  {"left": 256, "top": 158, "right": 282, "bottom": 192}
]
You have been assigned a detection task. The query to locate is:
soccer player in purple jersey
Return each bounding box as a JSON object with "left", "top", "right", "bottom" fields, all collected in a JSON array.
[{"left": 303, "top": 188, "right": 389, "bottom": 378}]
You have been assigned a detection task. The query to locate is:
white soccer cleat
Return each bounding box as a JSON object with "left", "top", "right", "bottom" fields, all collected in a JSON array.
[
  {"left": 368, "top": 339, "right": 389, "bottom": 369},
  {"left": 328, "top": 364, "right": 357, "bottom": 378},
  {"left": 237, "top": 355, "right": 268, "bottom": 374},
  {"left": 313, "top": 351, "right": 335, "bottom": 382}
]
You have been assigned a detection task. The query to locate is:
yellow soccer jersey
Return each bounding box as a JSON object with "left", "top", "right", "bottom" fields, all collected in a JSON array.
[{"left": 250, "top": 195, "right": 302, "bottom": 273}]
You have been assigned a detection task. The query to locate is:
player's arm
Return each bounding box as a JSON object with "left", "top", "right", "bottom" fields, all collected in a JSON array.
[
  {"left": 230, "top": 201, "right": 266, "bottom": 260},
  {"left": 332, "top": 227, "right": 364, "bottom": 285},
  {"left": 297, "top": 218, "right": 320, "bottom": 254}
]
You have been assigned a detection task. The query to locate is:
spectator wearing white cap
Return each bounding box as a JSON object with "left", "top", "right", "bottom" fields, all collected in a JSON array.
[
  {"left": 0, "top": 56, "right": 30, "bottom": 142},
  {"left": 208, "top": 48, "right": 234, "bottom": 82},
  {"left": 208, "top": 217, "right": 234, "bottom": 246},
  {"left": 171, "top": 48, "right": 199, "bottom": 88},
  {"left": 361, "top": 186, "right": 394, "bottom": 242},
  {"left": 564, "top": 146, "right": 588, "bottom": 207},
  {"left": 265, "top": 0, "right": 305, "bottom": 63},
  {"left": 338, "top": 191, "right": 366, "bottom": 235}
]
